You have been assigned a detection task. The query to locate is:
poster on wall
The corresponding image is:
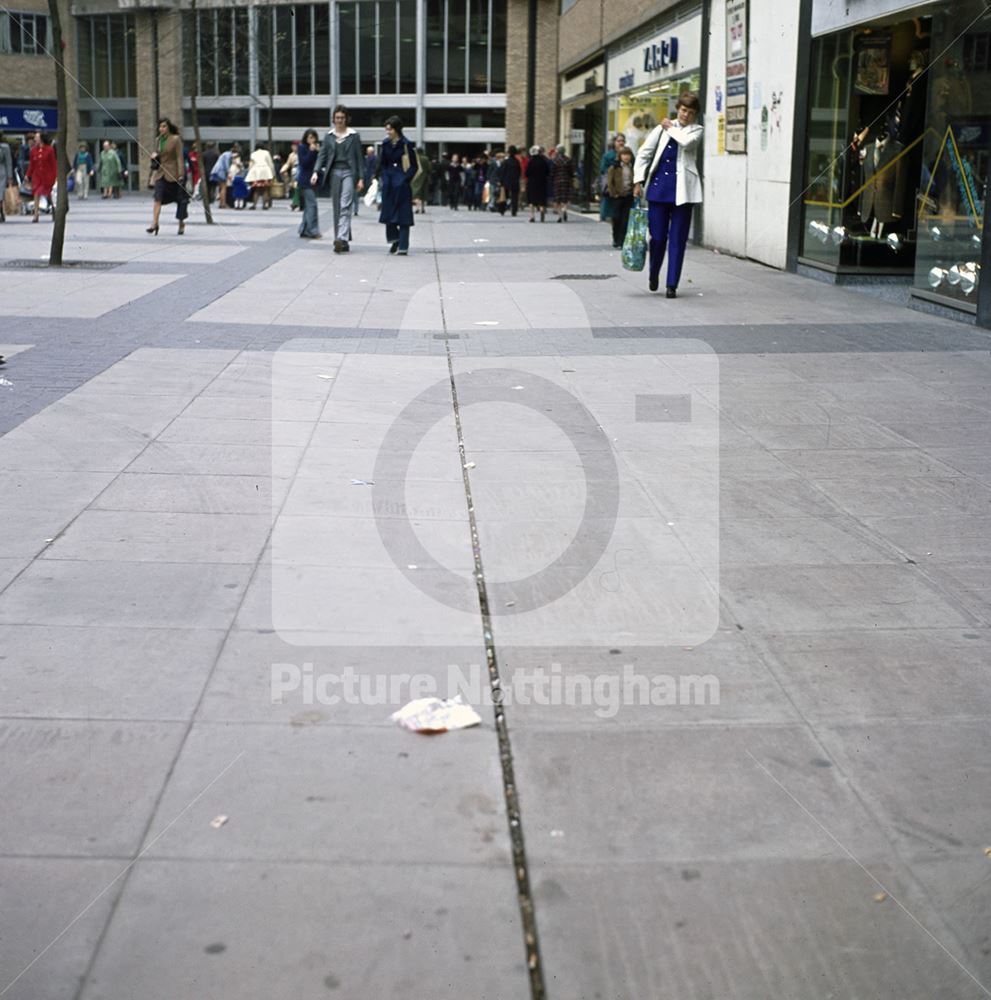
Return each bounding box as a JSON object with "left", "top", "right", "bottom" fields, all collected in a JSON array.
[
  {"left": 854, "top": 33, "right": 891, "bottom": 95},
  {"left": 725, "top": 0, "right": 747, "bottom": 153}
]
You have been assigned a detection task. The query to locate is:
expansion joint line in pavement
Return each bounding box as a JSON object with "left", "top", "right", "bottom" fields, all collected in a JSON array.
[{"left": 429, "top": 234, "right": 547, "bottom": 999}]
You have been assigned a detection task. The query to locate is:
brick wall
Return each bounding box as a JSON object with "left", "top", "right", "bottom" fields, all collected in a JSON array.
[{"left": 505, "top": 0, "right": 559, "bottom": 150}]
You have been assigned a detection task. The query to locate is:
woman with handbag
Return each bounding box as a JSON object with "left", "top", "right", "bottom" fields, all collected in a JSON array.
[
  {"left": 375, "top": 116, "right": 418, "bottom": 256},
  {"left": 26, "top": 132, "right": 56, "bottom": 223},
  {"left": 147, "top": 118, "right": 188, "bottom": 235},
  {"left": 632, "top": 92, "right": 703, "bottom": 297},
  {"left": 311, "top": 105, "right": 364, "bottom": 253}
]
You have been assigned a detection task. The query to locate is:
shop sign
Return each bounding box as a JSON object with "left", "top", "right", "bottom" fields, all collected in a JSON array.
[
  {"left": 725, "top": 0, "right": 747, "bottom": 153},
  {"left": 607, "top": 14, "right": 702, "bottom": 94},
  {"left": 0, "top": 105, "right": 58, "bottom": 131},
  {"left": 569, "top": 128, "right": 586, "bottom": 145},
  {"left": 643, "top": 37, "right": 679, "bottom": 73}
]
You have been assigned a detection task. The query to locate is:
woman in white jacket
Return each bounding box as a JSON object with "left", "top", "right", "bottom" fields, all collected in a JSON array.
[
  {"left": 245, "top": 143, "right": 276, "bottom": 210},
  {"left": 632, "top": 92, "right": 703, "bottom": 297}
]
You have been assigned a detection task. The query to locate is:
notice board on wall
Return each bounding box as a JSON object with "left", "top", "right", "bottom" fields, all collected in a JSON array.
[{"left": 725, "top": 0, "right": 747, "bottom": 153}]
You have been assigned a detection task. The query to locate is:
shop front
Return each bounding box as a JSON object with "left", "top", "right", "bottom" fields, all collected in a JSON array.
[
  {"left": 559, "top": 61, "right": 606, "bottom": 209},
  {"left": 800, "top": 0, "right": 990, "bottom": 315},
  {"left": 605, "top": 7, "right": 702, "bottom": 158}
]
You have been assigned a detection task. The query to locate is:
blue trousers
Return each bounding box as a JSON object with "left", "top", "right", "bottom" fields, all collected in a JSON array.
[{"left": 648, "top": 201, "right": 693, "bottom": 289}]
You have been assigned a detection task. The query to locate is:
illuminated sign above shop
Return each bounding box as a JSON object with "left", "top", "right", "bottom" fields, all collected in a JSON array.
[{"left": 644, "top": 37, "right": 679, "bottom": 73}]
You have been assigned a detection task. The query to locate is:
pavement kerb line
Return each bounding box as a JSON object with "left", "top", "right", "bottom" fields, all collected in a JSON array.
[{"left": 429, "top": 224, "right": 547, "bottom": 999}]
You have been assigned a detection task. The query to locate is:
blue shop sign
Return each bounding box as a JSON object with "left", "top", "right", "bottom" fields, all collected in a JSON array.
[
  {"left": 643, "top": 36, "right": 679, "bottom": 73},
  {"left": 0, "top": 106, "right": 59, "bottom": 131}
]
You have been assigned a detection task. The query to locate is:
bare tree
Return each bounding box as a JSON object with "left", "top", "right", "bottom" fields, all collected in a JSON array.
[
  {"left": 47, "top": 0, "right": 70, "bottom": 265},
  {"left": 182, "top": 0, "right": 213, "bottom": 223}
]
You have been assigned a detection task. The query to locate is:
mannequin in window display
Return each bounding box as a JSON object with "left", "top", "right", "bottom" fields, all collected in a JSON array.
[{"left": 859, "top": 123, "right": 905, "bottom": 238}]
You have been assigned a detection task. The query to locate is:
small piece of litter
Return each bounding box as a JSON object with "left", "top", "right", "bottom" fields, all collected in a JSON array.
[
  {"left": 390, "top": 695, "right": 482, "bottom": 733},
  {"left": 407, "top": 564, "right": 418, "bottom": 570},
  {"left": 317, "top": 374, "right": 335, "bottom": 380},
  {"left": 210, "top": 815, "right": 229, "bottom": 829},
  {"left": 350, "top": 478, "right": 374, "bottom": 485},
  {"left": 44, "top": 538, "right": 54, "bottom": 543},
  {"left": 550, "top": 829, "right": 565, "bottom": 838},
  {"left": 0, "top": 378, "right": 12, "bottom": 387},
  {"left": 475, "top": 320, "right": 499, "bottom": 326},
  {"left": 464, "top": 461, "right": 476, "bottom": 469},
  {"left": 873, "top": 892, "right": 887, "bottom": 903},
  {"left": 473, "top": 238, "right": 490, "bottom": 243},
  {"left": 512, "top": 385, "right": 524, "bottom": 390},
  {"left": 505, "top": 601, "right": 516, "bottom": 608},
  {"left": 984, "top": 847, "right": 991, "bottom": 858},
  {"left": 477, "top": 252, "right": 485, "bottom": 257}
]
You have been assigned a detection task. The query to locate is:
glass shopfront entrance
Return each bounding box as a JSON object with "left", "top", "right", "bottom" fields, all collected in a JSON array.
[{"left": 801, "top": 1, "right": 990, "bottom": 313}]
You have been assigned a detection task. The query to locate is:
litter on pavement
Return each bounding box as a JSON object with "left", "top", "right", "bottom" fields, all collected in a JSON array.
[{"left": 390, "top": 695, "right": 482, "bottom": 733}]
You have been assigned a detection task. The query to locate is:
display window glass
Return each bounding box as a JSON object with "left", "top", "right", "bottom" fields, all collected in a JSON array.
[
  {"left": 913, "top": 1, "right": 990, "bottom": 307},
  {"left": 609, "top": 71, "right": 701, "bottom": 155},
  {"left": 802, "top": 16, "right": 934, "bottom": 272}
]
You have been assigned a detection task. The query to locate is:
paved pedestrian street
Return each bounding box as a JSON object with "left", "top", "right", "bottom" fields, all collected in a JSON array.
[{"left": 1, "top": 199, "right": 989, "bottom": 999}]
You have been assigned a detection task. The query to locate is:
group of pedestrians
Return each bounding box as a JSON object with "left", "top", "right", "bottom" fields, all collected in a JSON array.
[{"left": 73, "top": 141, "right": 127, "bottom": 199}]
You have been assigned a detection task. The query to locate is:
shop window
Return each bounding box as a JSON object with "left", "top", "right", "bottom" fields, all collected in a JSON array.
[
  {"left": 425, "top": 107, "right": 505, "bottom": 128},
  {"left": 801, "top": 17, "right": 933, "bottom": 273},
  {"left": 913, "top": 1, "right": 990, "bottom": 308}
]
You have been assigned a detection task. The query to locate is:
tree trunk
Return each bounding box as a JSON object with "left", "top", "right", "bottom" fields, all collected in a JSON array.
[
  {"left": 185, "top": 2, "right": 213, "bottom": 223},
  {"left": 47, "top": 0, "right": 69, "bottom": 266}
]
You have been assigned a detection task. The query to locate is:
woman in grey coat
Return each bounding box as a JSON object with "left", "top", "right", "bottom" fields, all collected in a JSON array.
[
  {"left": 312, "top": 104, "right": 364, "bottom": 253},
  {"left": 0, "top": 133, "right": 13, "bottom": 222}
]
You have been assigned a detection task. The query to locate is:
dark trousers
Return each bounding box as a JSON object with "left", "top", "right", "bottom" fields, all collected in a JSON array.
[
  {"left": 386, "top": 222, "right": 410, "bottom": 252},
  {"left": 611, "top": 194, "right": 634, "bottom": 247},
  {"left": 505, "top": 184, "right": 520, "bottom": 216},
  {"left": 448, "top": 186, "right": 461, "bottom": 210},
  {"left": 648, "top": 201, "right": 693, "bottom": 289}
]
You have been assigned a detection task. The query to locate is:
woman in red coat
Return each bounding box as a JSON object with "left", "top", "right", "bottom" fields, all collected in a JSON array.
[{"left": 26, "top": 131, "right": 57, "bottom": 223}]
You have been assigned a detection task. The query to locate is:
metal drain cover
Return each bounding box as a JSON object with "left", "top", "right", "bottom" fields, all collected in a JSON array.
[{"left": 551, "top": 273, "right": 617, "bottom": 280}]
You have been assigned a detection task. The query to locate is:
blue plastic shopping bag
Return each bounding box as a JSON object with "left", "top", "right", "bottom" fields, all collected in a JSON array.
[{"left": 621, "top": 202, "right": 648, "bottom": 272}]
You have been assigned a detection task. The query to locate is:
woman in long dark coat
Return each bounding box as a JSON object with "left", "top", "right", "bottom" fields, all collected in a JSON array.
[
  {"left": 376, "top": 115, "right": 418, "bottom": 255},
  {"left": 551, "top": 146, "right": 575, "bottom": 222},
  {"left": 524, "top": 145, "right": 551, "bottom": 223}
]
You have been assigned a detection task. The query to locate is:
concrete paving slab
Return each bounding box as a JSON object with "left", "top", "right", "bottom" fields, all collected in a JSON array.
[
  {"left": 140, "top": 721, "right": 510, "bottom": 864},
  {"left": 79, "top": 859, "right": 528, "bottom": 1000},
  {"left": 528, "top": 860, "right": 986, "bottom": 999},
  {"left": 759, "top": 628, "right": 991, "bottom": 724},
  {"left": 0, "top": 858, "right": 126, "bottom": 1000},
  {"left": 0, "top": 273, "right": 183, "bottom": 318},
  {"left": 0, "top": 719, "right": 184, "bottom": 855},
  {"left": 92, "top": 472, "right": 288, "bottom": 514},
  {"left": 0, "top": 560, "right": 253, "bottom": 629},
  {"left": 0, "top": 624, "right": 226, "bottom": 719}
]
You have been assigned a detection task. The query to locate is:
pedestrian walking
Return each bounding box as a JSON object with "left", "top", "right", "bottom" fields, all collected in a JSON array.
[
  {"left": 0, "top": 133, "right": 13, "bottom": 222},
  {"left": 599, "top": 133, "right": 626, "bottom": 222},
  {"left": 229, "top": 152, "right": 249, "bottom": 209},
  {"left": 296, "top": 129, "right": 321, "bottom": 239},
  {"left": 73, "top": 143, "right": 94, "bottom": 199},
  {"left": 488, "top": 151, "right": 506, "bottom": 214},
  {"left": 26, "top": 131, "right": 56, "bottom": 223},
  {"left": 111, "top": 142, "right": 127, "bottom": 196},
  {"left": 98, "top": 140, "right": 121, "bottom": 198},
  {"left": 607, "top": 145, "right": 636, "bottom": 248},
  {"left": 412, "top": 149, "right": 431, "bottom": 214},
  {"left": 146, "top": 118, "right": 188, "bottom": 235},
  {"left": 210, "top": 143, "right": 237, "bottom": 208},
  {"left": 525, "top": 145, "right": 551, "bottom": 222},
  {"left": 246, "top": 143, "right": 276, "bottom": 209},
  {"left": 312, "top": 105, "right": 364, "bottom": 253},
  {"left": 502, "top": 145, "right": 522, "bottom": 216},
  {"left": 281, "top": 142, "right": 300, "bottom": 210},
  {"left": 446, "top": 153, "right": 463, "bottom": 210},
  {"left": 632, "top": 91, "right": 703, "bottom": 297},
  {"left": 375, "top": 115, "right": 418, "bottom": 256},
  {"left": 202, "top": 142, "right": 219, "bottom": 203},
  {"left": 551, "top": 145, "right": 575, "bottom": 222}
]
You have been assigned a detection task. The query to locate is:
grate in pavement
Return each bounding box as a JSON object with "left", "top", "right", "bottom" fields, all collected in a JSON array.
[
  {"left": 551, "top": 273, "right": 616, "bottom": 280},
  {"left": 0, "top": 259, "right": 123, "bottom": 270}
]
